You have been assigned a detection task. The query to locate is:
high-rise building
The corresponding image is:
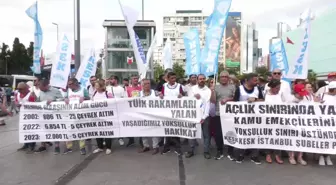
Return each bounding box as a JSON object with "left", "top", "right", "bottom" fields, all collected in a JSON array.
[{"left": 162, "top": 10, "right": 208, "bottom": 65}]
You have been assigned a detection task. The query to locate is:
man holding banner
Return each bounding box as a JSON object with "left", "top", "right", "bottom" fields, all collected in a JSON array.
[
  {"left": 186, "top": 74, "right": 211, "bottom": 159},
  {"left": 210, "top": 71, "right": 235, "bottom": 160},
  {"left": 233, "top": 73, "right": 264, "bottom": 164},
  {"left": 64, "top": 78, "right": 90, "bottom": 155}
]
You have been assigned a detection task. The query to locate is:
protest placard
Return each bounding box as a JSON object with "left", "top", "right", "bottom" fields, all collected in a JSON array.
[
  {"left": 220, "top": 102, "right": 336, "bottom": 154},
  {"left": 19, "top": 97, "right": 202, "bottom": 143}
]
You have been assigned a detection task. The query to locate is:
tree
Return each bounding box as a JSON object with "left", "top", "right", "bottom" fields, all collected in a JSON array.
[
  {"left": 153, "top": 63, "right": 164, "bottom": 82},
  {"left": 0, "top": 43, "right": 10, "bottom": 74},
  {"left": 172, "top": 62, "right": 185, "bottom": 80},
  {"left": 9, "top": 38, "right": 31, "bottom": 74},
  {"left": 27, "top": 42, "right": 34, "bottom": 60},
  {"left": 308, "top": 69, "right": 317, "bottom": 85}
]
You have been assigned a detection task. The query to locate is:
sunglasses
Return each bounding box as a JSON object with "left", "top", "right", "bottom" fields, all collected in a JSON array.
[{"left": 273, "top": 72, "right": 281, "bottom": 75}]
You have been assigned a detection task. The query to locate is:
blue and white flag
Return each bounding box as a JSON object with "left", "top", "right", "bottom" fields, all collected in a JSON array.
[
  {"left": 184, "top": 28, "right": 201, "bottom": 76},
  {"left": 270, "top": 39, "right": 289, "bottom": 76},
  {"left": 200, "top": 0, "right": 232, "bottom": 77},
  {"left": 118, "top": 0, "right": 146, "bottom": 77},
  {"left": 286, "top": 9, "right": 312, "bottom": 79},
  {"left": 50, "top": 34, "right": 72, "bottom": 89},
  {"left": 76, "top": 49, "right": 97, "bottom": 89},
  {"left": 26, "top": 1, "right": 43, "bottom": 74}
]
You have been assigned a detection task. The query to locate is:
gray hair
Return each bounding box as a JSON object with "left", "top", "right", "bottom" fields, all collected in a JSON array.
[{"left": 219, "top": 71, "right": 229, "bottom": 76}]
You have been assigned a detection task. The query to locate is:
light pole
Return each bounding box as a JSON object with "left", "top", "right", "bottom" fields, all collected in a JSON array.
[
  {"left": 74, "top": 0, "right": 81, "bottom": 72},
  {"left": 5, "top": 55, "right": 10, "bottom": 75},
  {"left": 52, "top": 22, "right": 59, "bottom": 41},
  {"left": 142, "top": 0, "right": 144, "bottom": 20}
]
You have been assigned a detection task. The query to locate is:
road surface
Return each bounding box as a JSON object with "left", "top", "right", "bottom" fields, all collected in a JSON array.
[{"left": 0, "top": 115, "right": 335, "bottom": 185}]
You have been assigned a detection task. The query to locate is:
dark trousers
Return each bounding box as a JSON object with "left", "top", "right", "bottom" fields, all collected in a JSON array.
[
  {"left": 163, "top": 137, "right": 181, "bottom": 150},
  {"left": 24, "top": 142, "right": 36, "bottom": 149},
  {"left": 213, "top": 116, "right": 234, "bottom": 155},
  {"left": 96, "top": 138, "right": 112, "bottom": 149},
  {"left": 201, "top": 118, "right": 211, "bottom": 153}
]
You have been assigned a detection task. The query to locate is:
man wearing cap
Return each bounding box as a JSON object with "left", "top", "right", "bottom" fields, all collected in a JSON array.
[{"left": 316, "top": 72, "right": 336, "bottom": 97}]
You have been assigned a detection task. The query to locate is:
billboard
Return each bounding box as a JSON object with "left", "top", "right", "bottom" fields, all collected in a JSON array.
[{"left": 225, "top": 12, "right": 241, "bottom": 68}]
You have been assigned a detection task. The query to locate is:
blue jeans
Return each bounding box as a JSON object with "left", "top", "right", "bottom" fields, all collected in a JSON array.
[{"left": 189, "top": 118, "right": 210, "bottom": 152}]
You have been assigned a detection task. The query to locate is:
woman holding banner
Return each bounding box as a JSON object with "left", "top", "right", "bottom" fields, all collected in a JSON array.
[
  {"left": 287, "top": 84, "right": 312, "bottom": 165},
  {"left": 316, "top": 81, "right": 336, "bottom": 166},
  {"left": 92, "top": 79, "right": 114, "bottom": 155},
  {"left": 264, "top": 79, "right": 285, "bottom": 164}
]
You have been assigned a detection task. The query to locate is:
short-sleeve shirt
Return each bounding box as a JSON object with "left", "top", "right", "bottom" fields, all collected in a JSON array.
[{"left": 214, "top": 84, "right": 236, "bottom": 116}]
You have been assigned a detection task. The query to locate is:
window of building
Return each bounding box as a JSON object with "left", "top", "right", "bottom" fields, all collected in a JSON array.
[{"left": 107, "top": 51, "right": 149, "bottom": 70}]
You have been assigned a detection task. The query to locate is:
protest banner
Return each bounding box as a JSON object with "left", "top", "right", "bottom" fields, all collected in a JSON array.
[
  {"left": 220, "top": 102, "right": 336, "bottom": 154},
  {"left": 19, "top": 97, "right": 202, "bottom": 143}
]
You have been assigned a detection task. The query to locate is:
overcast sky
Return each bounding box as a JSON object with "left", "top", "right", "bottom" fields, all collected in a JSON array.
[{"left": 0, "top": 0, "right": 334, "bottom": 55}]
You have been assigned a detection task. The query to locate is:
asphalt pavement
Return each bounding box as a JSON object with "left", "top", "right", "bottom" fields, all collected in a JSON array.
[{"left": 1, "top": 115, "right": 336, "bottom": 185}]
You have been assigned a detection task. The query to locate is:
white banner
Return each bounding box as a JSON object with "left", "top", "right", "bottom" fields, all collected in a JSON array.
[
  {"left": 19, "top": 97, "right": 202, "bottom": 143},
  {"left": 50, "top": 34, "right": 72, "bottom": 89},
  {"left": 76, "top": 48, "right": 97, "bottom": 89},
  {"left": 220, "top": 102, "right": 336, "bottom": 154}
]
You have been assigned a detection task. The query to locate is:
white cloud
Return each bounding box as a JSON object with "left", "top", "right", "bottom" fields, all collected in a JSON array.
[{"left": 0, "top": 0, "right": 334, "bottom": 57}]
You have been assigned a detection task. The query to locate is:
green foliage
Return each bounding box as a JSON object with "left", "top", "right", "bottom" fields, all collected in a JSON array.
[
  {"left": 308, "top": 69, "right": 317, "bottom": 85},
  {"left": 0, "top": 38, "right": 33, "bottom": 75},
  {"left": 173, "top": 62, "right": 186, "bottom": 80},
  {"left": 153, "top": 63, "right": 164, "bottom": 82}
]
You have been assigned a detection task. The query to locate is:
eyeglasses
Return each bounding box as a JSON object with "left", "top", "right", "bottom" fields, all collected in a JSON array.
[
  {"left": 273, "top": 72, "right": 281, "bottom": 75},
  {"left": 68, "top": 83, "right": 74, "bottom": 86}
]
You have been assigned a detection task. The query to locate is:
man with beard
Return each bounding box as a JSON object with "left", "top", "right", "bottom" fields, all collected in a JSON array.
[
  {"left": 87, "top": 76, "right": 97, "bottom": 97},
  {"left": 185, "top": 74, "right": 211, "bottom": 158}
]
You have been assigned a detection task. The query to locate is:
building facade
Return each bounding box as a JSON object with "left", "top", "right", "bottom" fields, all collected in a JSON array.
[{"left": 102, "top": 20, "right": 156, "bottom": 80}]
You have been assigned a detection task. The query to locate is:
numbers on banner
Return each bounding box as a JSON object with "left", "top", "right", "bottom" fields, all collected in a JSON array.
[
  {"left": 23, "top": 114, "right": 39, "bottom": 120},
  {"left": 45, "top": 133, "right": 68, "bottom": 140},
  {"left": 24, "top": 134, "right": 40, "bottom": 141},
  {"left": 22, "top": 124, "right": 40, "bottom": 130},
  {"left": 72, "top": 134, "right": 77, "bottom": 139},
  {"left": 69, "top": 114, "right": 76, "bottom": 120},
  {"left": 45, "top": 124, "right": 61, "bottom": 130},
  {"left": 43, "top": 114, "right": 54, "bottom": 120}
]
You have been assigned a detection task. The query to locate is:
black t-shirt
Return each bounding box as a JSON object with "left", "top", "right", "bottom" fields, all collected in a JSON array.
[{"left": 233, "top": 85, "right": 264, "bottom": 102}]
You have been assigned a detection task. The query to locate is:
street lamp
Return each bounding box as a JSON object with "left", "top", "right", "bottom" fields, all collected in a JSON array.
[
  {"left": 52, "top": 22, "right": 59, "bottom": 42},
  {"left": 5, "top": 55, "right": 10, "bottom": 75}
]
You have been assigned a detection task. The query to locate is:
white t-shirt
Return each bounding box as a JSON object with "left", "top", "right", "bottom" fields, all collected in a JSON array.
[
  {"left": 30, "top": 86, "right": 41, "bottom": 98},
  {"left": 189, "top": 85, "right": 211, "bottom": 119},
  {"left": 316, "top": 86, "right": 329, "bottom": 98},
  {"left": 321, "top": 93, "right": 336, "bottom": 104},
  {"left": 264, "top": 80, "right": 291, "bottom": 99},
  {"left": 264, "top": 92, "right": 286, "bottom": 103},
  {"left": 92, "top": 91, "right": 109, "bottom": 101},
  {"left": 107, "top": 85, "right": 126, "bottom": 98},
  {"left": 87, "top": 85, "right": 96, "bottom": 98}
]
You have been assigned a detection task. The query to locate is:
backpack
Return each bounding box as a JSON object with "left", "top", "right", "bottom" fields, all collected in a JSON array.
[{"left": 92, "top": 91, "right": 108, "bottom": 98}]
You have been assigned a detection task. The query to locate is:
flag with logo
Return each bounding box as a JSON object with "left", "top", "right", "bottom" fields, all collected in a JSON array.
[
  {"left": 76, "top": 49, "right": 97, "bottom": 89},
  {"left": 184, "top": 28, "right": 201, "bottom": 76},
  {"left": 270, "top": 38, "right": 289, "bottom": 76},
  {"left": 26, "top": 1, "right": 43, "bottom": 74},
  {"left": 200, "top": 0, "right": 232, "bottom": 77},
  {"left": 50, "top": 34, "right": 72, "bottom": 89},
  {"left": 281, "top": 9, "right": 312, "bottom": 80},
  {"left": 141, "top": 33, "right": 157, "bottom": 80},
  {"left": 118, "top": 0, "right": 146, "bottom": 77}
]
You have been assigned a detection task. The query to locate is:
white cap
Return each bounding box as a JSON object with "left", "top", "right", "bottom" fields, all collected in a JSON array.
[{"left": 329, "top": 81, "right": 336, "bottom": 89}]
